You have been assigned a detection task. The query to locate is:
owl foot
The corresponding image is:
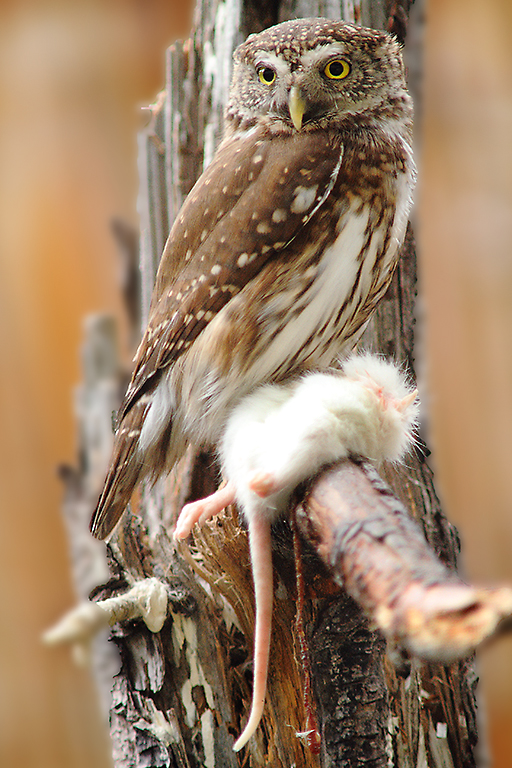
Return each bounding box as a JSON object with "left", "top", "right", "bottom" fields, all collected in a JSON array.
[{"left": 174, "top": 482, "right": 236, "bottom": 539}]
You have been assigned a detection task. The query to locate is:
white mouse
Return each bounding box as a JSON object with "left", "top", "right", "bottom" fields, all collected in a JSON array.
[{"left": 174, "top": 353, "right": 419, "bottom": 750}]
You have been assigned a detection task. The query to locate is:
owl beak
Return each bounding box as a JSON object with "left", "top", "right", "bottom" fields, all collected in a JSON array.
[{"left": 288, "top": 86, "right": 306, "bottom": 131}]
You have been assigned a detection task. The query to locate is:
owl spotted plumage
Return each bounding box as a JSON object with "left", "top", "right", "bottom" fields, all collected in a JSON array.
[{"left": 90, "top": 17, "right": 415, "bottom": 540}]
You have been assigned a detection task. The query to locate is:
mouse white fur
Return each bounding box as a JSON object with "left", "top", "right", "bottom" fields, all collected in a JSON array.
[{"left": 174, "top": 353, "right": 419, "bottom": 750}]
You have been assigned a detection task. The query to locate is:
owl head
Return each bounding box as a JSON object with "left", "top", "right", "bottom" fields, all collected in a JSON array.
[{"left": 226, "top": 18, "right": 410, "bottom": 134}]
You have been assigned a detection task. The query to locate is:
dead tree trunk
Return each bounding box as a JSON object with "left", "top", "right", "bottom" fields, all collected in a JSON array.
[{"left": 53, "top": 1, "right": 510, "bottom": 766}]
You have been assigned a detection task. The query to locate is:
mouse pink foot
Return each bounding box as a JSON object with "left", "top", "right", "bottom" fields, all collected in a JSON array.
[
  {"left": 361, "top": 372, "right": 418, "bottom": 416},
  {"left": 174, "top": 482, "right": 236, "bottom": 539},
  {"left": 375, "top": 386, "right": 418, "bottom": 417},
  {"left": 248, "top": 471, "right": 278, "bottom": 498},
  {"left": 396, "top": 388, "right": 418, "bottom": 413}
]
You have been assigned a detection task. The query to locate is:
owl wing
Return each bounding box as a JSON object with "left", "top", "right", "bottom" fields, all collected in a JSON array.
[
  {"left": 120, "top": 127, "right": 344, "bottom": 420},
  {"left": 90, "top": 128, "right": 344, "bottom": 539}
]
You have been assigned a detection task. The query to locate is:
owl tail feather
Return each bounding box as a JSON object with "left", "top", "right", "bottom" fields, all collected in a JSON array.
[
  {"left": 233, "top": 515, "right": 273, "bottom": 752},
  {"left": 89, "top": 406, "right": 144, "bottom": 540}
]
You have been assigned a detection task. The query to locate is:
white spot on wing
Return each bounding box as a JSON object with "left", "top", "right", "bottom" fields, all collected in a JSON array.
[
  {"left": 290, "top": 185, "right": 319, "bottom": 214},
  {"left": 272, "top": 209, "right": 287, "bottom": 223}
]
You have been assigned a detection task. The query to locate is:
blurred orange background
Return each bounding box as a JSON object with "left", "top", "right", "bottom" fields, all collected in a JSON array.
[{"left": 0, "top": 1, "right": 510, "bottom": 766}]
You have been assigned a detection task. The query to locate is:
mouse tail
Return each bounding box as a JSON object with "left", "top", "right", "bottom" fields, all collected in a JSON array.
[{"left": 233, "top": 514, "right": 273, "bottom": 752}]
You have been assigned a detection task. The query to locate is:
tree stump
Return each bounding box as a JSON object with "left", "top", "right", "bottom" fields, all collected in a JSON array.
[{"left": 53, "top": 2, "right": 508, "bottom": 766}]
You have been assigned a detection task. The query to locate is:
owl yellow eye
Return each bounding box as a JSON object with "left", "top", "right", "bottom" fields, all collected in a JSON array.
[
  {"left": 258, "top": 66, "right": 276, "bottom": 85},
  {"left": 324, "top": 59, "right": 351, "bottom": 80}
]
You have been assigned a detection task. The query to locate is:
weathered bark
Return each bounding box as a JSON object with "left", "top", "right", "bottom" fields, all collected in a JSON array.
[{"left": 54, "top": 1, "right": 508, "bottom": 766}]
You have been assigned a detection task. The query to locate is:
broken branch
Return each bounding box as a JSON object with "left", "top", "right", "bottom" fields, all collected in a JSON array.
[
  {"left": 43, "top": 577, "right": 168, "bottom": 665},
  {"left": 296, "top": 457, "right": 512, "bottom": 663}
]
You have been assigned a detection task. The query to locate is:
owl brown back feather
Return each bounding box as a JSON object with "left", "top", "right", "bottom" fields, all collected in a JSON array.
[{"left": 90, "top": 400, "right": 148, "bottom": 539}]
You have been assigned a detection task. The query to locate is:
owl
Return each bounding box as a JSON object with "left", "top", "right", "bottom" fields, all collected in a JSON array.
[{"left": 90, "top": 17, "right": 415, "bottom": 540}]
